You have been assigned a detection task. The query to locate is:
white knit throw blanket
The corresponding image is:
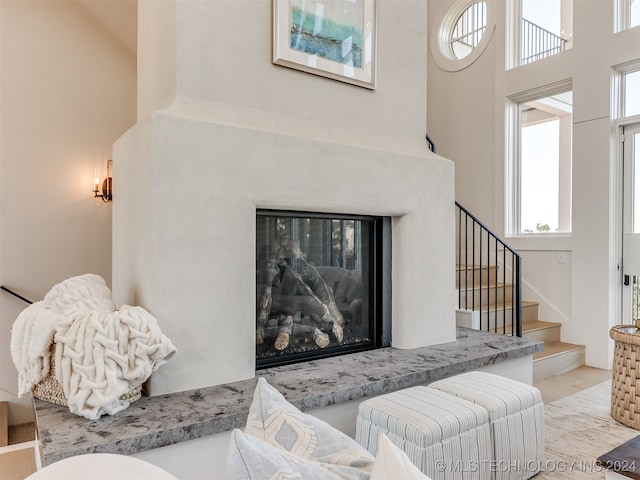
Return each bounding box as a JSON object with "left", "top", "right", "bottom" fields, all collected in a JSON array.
[
  {"left": 11, "top": 274, "right": 176, "bottom": 420},
  {"left": 11, "top": 274, "right": 115, "bottom": 398},
  {"left": 10, "top": 301, "right": 59, "bottom": 398},
  {"left": 54, "top": 305, "right": 176, "bottom": 420}
]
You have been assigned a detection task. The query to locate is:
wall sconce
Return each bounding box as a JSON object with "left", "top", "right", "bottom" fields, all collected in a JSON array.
[{"left": 93, "top": 159, "right": 113, "bottom": 202}]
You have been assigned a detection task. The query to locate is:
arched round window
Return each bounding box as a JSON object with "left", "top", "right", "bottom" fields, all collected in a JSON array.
[
  {"left": 450, "top": 1, "right": 487, "bottom": 59},
  {"left": 431, "top": 0, "right": 495, "bottom": 71}
]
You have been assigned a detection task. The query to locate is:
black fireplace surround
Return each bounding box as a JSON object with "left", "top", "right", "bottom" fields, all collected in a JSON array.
[{"left": 256, "top": 210, "right": 390, "bottom": 368}]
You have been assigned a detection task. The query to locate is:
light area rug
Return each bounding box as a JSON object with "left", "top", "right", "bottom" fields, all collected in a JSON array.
[{"left": 536, "top": 379, "right": 639, "bottom": 479}]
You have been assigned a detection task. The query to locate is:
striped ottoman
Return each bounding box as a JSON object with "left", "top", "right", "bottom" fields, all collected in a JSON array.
[
  {"left": 429, "top": 372, "right": 545, "bottom": 480},
  {"left": 356, "top": 386, "right": 492, "bottom": 480}
]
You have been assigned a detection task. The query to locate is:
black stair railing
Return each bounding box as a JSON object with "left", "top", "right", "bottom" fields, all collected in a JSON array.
[
  {"left": 1, "top": 285, "right": 33, "bottom": 304},
  {"left": 456, "top": 202, "right": 522, "bottom": 337},
  {"left": 426, "top": 133, "right": 437, "bottom": 154},
  {"left": 521, "top": 18, "right": 567, "bottom": 65}
]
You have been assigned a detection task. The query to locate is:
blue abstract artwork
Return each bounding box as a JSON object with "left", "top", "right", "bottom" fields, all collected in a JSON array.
[{"left": 289, "top": 0, "right": 364, "bottom": 68}]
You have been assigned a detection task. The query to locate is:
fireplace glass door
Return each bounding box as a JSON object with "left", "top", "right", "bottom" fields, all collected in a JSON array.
[{"left": 256, "top": 211, "right": 383, "bottom": 368}]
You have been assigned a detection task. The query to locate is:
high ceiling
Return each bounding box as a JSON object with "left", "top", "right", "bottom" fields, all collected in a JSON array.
[{"left": 77, "top": 0, "right": 137, "bottom": 54}]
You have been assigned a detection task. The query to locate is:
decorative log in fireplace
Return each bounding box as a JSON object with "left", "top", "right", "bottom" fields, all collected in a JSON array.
[
  {"left": 256, "top": 211, "right": 387, "bottom": 368},
  {"left": 257, "top": 236, "right": 346, "bottom": 349}
]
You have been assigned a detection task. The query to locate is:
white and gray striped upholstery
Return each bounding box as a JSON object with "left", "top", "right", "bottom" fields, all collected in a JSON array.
[
  {"left": 356, "top": 387, "right": 492, "bottom": 480},
  {"left": 428, "top": 372, "right": 545, "bottom": 480}
]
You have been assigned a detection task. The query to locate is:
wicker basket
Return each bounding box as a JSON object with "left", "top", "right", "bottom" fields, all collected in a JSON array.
[
  {"left": 31, "top": 342, "right": 142, "bottom": 407},
  {"left": 610, "top": 325, "right": 640, "bottom": 429}
]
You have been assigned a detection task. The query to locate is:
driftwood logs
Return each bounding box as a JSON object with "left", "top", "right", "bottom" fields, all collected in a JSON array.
[{"left": 256, "top": 237, "right": 345, "bottom": 351}]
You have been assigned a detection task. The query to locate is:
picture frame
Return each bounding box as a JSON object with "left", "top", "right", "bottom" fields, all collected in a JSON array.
[{"left": 273, "top": 0, "right": 377, "bottom": 89}]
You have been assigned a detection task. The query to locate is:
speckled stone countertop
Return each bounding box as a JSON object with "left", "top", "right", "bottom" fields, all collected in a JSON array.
[{"left": 34, "top": 327, "right": 542, "bottom": 465}]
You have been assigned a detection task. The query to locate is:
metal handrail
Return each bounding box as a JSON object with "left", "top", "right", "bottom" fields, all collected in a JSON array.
[
  {"left": 1, "top": 285, "right": 33, "bottom": 305},
  {"left": 521, "top": 18, "right": 567, "bottom": 65},
  {"left": 456, "top": 202, "right": 522, "bottom": 337},
  {"left": 425, "top": 133, "right": 437, "bottom": 153}
]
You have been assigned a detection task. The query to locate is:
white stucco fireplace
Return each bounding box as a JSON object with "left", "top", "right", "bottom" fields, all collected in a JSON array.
[
  {"left": 112, "top": 106, "right": 455, "bottom": 396},
  {"left": 111, "top": 0, "right": 456, "bottom": 397}
]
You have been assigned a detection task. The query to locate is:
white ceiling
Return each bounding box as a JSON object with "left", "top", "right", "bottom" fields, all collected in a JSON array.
[{"left": 77, "top": 0, "right": 137, "bottom": 54}]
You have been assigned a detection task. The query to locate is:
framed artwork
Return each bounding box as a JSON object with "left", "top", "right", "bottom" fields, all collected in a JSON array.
[{"left": 273, "top": 0, "right": 377, "bottom": 89}]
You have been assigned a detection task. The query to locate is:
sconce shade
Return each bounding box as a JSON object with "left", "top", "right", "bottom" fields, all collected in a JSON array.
[
  {"left": 93, "top": 159, "right": 113, "bottom": 202},
  {"left": 624, "top": 234, "right": 640, "bottom": 275}
]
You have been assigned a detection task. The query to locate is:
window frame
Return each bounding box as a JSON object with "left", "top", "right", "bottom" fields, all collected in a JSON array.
[
  {"left": 506, "top": 79, "right": 574, "bottom": 237},
  {"left": 430, "top": 0, "right": 496, "bottom": 72},
  {"left": 613, "top": 61, "right": 640, "bottom": 120},
  {"left": 506, "top": 0, "right": 572, "bottom": 70},
  {"left": 615, "top": 0, "right": 639, "bottom": 33},
  {"left": 449, "top": 1, "right": 488, "bottom": 60}
]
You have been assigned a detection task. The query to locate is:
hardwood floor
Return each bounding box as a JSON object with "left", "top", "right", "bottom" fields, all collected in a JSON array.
[{"left": 533, "top": 365, "right": 612, "bottom": 404}]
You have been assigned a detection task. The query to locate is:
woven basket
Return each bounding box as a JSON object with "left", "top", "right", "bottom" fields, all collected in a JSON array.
[
  {"left": 610, "top": 325, "right": 640, "bottom": 429},
  {"left": 31, "top": 342, "right": 142, "bottom": 407}
]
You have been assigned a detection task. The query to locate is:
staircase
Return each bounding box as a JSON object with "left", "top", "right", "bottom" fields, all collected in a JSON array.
[
  {"left": 456, "top": 263, "right": 585, "bottom": 381},
  {"left": 0, "top": 401, "right": 38, "bottom": 479},
  {"left": 454, "top": 202, "right": 584, "bottom": 381}
]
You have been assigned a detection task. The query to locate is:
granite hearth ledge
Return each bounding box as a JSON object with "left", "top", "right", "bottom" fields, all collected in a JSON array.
[{"left": 34, "top": 327, "right": 543, "bottom": 465}]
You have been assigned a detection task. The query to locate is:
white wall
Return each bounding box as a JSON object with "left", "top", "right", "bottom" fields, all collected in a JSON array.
[
  {"left": 0, "top": 0, "right": 136, "bottom": 423},
  {"left": 427, "top": 0, "right": 499, "bottom": 224},
  {"left": 428, "top": 0, "right": 640, "bottom": 368},
  {"left": 139, "top": 0, "right": 429, "bottom": 155},
  {"left": 137, "top": 0, "right": 175, "bottom": 119}
]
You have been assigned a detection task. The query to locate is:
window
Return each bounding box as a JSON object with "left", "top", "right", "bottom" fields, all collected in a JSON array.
[
  {"left": 450, "top": 2, "right": 487, "bottom": 60},
  {"left": 430, "top": 0, "right": 495, "bottom": 72},
  {"left": 508, "top": 0, "right": 572, "bottom": 68},
  {"left": 625, "top": 70, "right": 640, "bottom": 117},
  {"left": 614, "top": 62, "right": 640, "bottom": 119},
  {"left": 509, "top": 88, "right": 573, "bottom": 235},
  {"left": 616, "top": 0, "right": 640, "bottom": 32}
]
